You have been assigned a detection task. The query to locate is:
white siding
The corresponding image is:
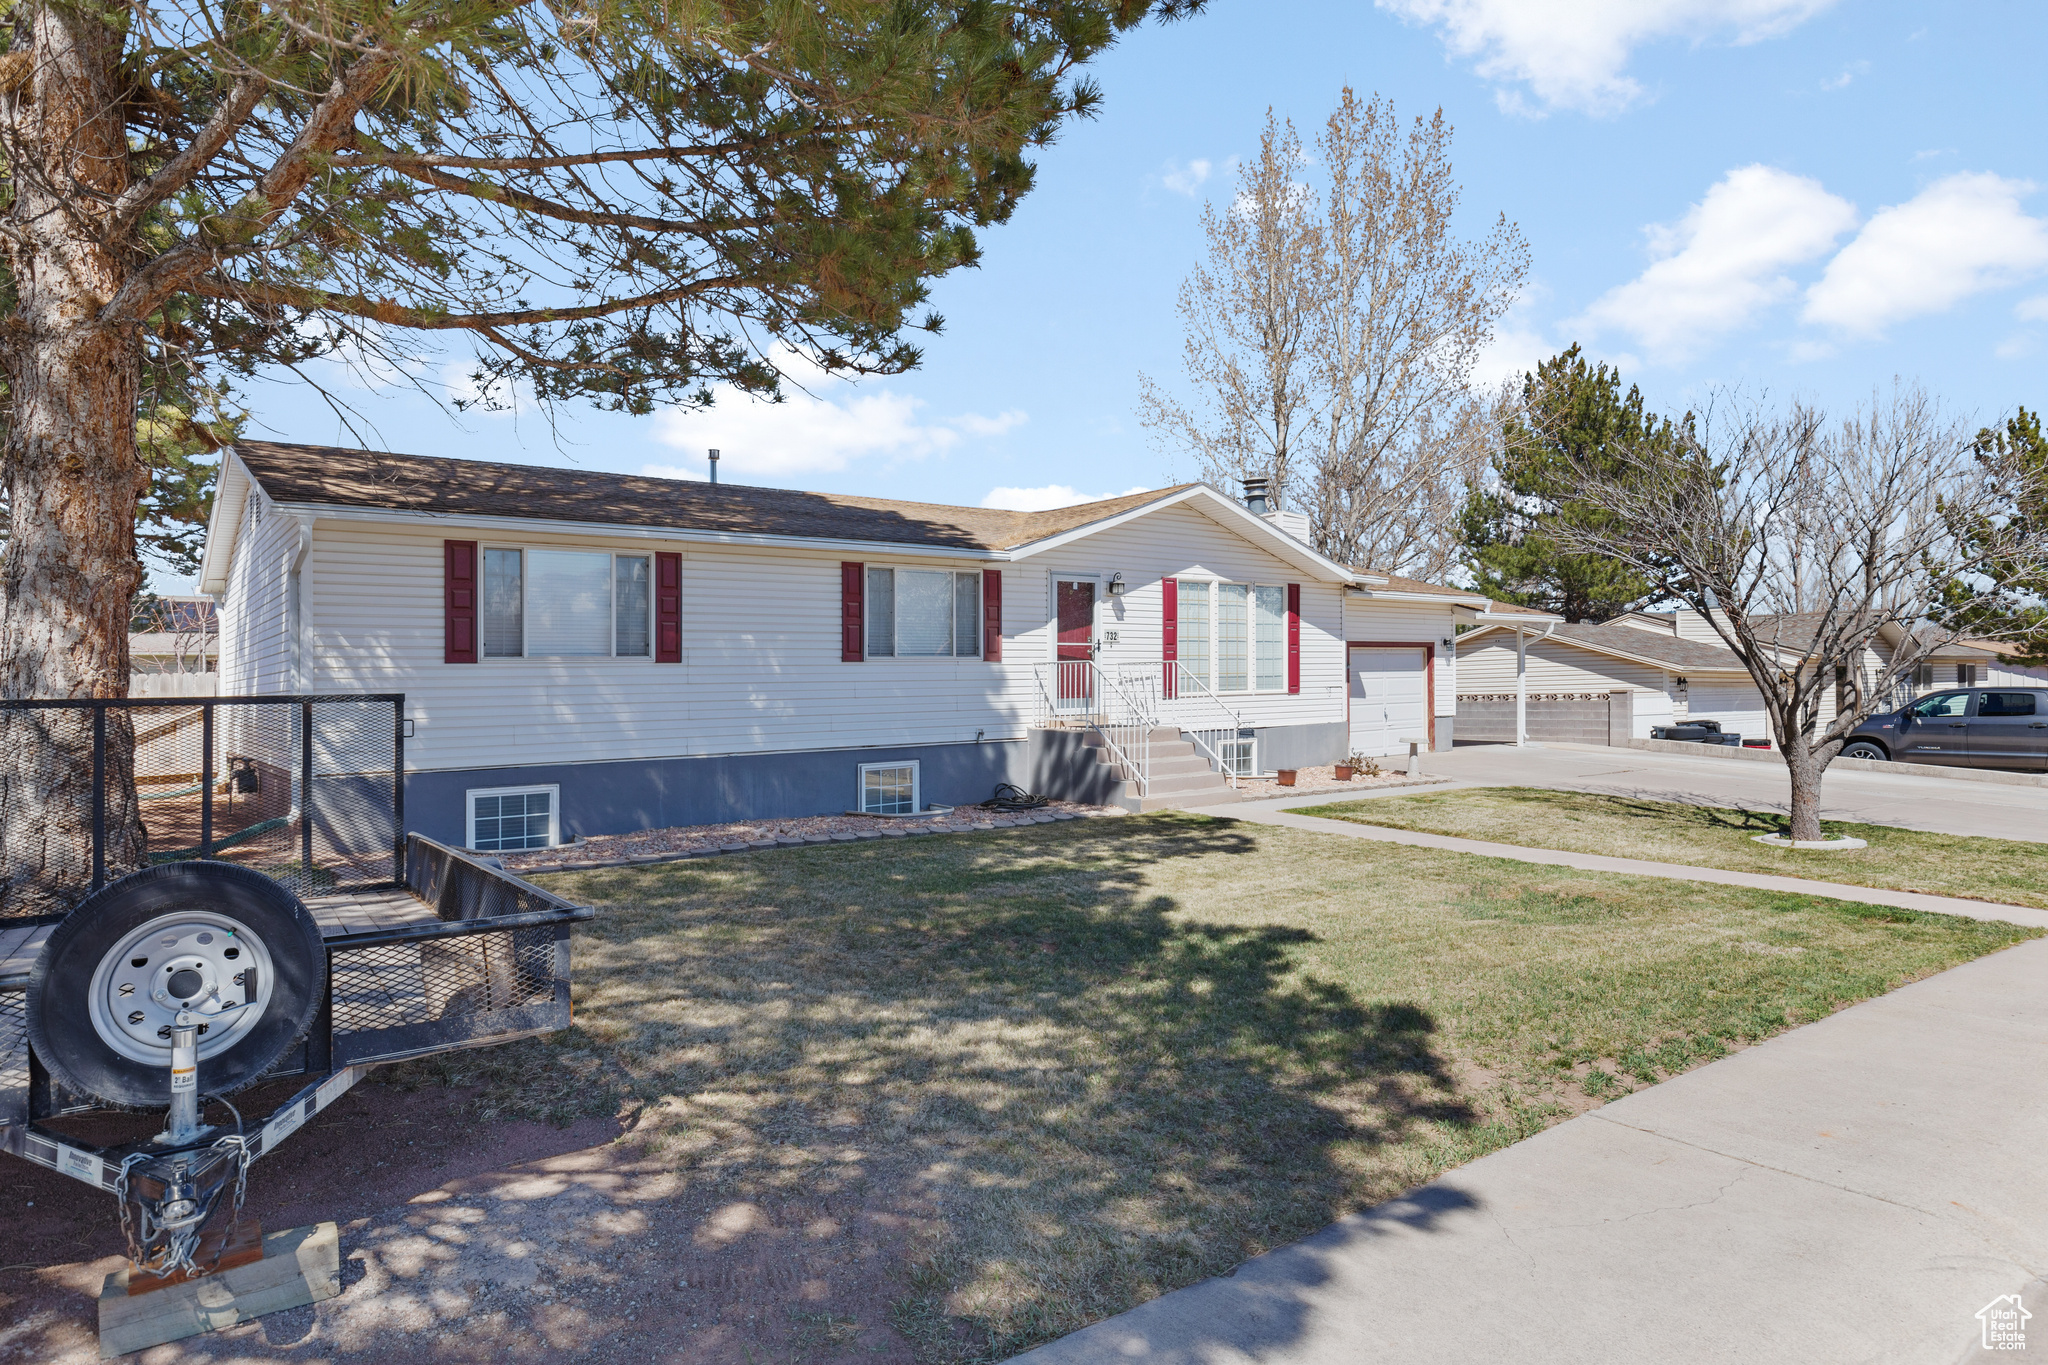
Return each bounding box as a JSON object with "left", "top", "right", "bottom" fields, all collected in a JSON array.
[
  {"left": 1453, "top": 635, "right": 1679, "bottom": 696},
  {"left": 217, "top": 485, "right": 302, "bottom": 695},
  {"left": 1023, "top": 502, "right": 1348, "bottom": 730},
  {"left": 291, "top": 501, "right": 1344, "bottom": 775}
]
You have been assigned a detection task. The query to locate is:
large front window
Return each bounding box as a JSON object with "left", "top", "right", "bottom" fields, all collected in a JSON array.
[
  {"left": 1178, "top": 581, "right": 1286, "bottom": 693},
  {"left": 482, "top": 547, "right": 652, "bottom": 658},
  {"left": 864, "top": 568, "right": 981, "bottom": 658}
]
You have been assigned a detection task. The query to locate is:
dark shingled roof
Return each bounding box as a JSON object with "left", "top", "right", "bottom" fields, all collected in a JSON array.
[
  {"left": 1472, "top": 619, "right": 1748, "bottom": 671},
  {"left": 232, "top": 440, "right": 1192, "bottom": 552}
]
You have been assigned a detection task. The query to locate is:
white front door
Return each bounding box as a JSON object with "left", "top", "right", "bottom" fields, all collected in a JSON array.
[{"left": 1349, "top": 647, "right": 1428, "bottom": 757}]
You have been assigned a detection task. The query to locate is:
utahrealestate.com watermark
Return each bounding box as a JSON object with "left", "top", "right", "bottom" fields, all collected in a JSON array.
[{"left": 1979, "top": 1294, "right": 2032, "bottom": 1352}]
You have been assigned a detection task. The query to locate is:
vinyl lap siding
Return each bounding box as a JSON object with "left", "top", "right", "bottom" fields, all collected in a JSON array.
[
  {"left": 305, "top": 521, "right": 1041, "bottom": 773},
  {"left": 297, "top": 502, "right": 1347, "bottom": 774},
  {"left": 1454, "top": 636, "right": 1677, "bottom": 695},
  {"left": 1017, "top": 503, "right": 1346, "bottom": 730},
  {"left": 217, "top": 488, "right": 301, "bottom": 695}
]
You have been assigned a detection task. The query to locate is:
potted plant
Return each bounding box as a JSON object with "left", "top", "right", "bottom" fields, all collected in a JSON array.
[
  {"left": 1275, "top": 768, "right": 1298, "bottom": 786},
  {"left": 1333, "top": 761, "right": 1355, "bottom": 781},
  {"left": 1335, "top": 753, "right": 1380, "bottom": 781}
]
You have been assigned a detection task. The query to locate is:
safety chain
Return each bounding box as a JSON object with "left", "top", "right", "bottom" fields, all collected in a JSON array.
[{"left": 117, "top": 1135, "right": 255, "bottom": 1282}]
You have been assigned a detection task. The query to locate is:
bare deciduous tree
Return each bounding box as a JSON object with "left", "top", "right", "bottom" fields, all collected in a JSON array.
[
  {"left": 1140, "top": 89, "right": 1528, "bottom": 580},
  {"left": 1548, "top": 386, "right": 2048, "bottom": 841}
]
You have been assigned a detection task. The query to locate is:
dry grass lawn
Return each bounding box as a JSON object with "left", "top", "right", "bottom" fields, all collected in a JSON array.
[
  {"left": 1294, "top": 786, "right": 2048, "bottom": 909},
  {"left": 394, "top": 813, "right": 2035, "bottom": 1362}
]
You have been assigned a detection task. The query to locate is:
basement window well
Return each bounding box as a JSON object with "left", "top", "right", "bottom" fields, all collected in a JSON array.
[{"left": 858, "top": 762, "right": 919, "bottom": 816}]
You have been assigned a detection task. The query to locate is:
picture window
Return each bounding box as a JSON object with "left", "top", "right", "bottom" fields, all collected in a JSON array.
[{"left": 481, "top": 548, "right": 653, "bottom": 658}]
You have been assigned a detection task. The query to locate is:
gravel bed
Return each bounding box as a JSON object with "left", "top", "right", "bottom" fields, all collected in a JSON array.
[
  {"left": 497, "top": 799, "right": 1125, "bottom": 873},
  {"left": 1231, "top": 765, "right": 1454, "bottom": 801}
]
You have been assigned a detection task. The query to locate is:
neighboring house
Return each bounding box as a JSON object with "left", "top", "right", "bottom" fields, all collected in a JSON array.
[
  {"left": 129, "top": 595, "right": 219, "bottom": 697},
  {"left": 1458, "top": 607, "right": 2023, "bottom": 744},
  {"left": 198, "top": 442, "right": 1494, "bottom": 848},
  {"left": 130, "top": 596, "right": 218, "bottom": 673}
]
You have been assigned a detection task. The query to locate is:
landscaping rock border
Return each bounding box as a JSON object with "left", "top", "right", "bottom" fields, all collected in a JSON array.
[{"left": 498, "top": 801, "right": 1127, "bottom": 875}]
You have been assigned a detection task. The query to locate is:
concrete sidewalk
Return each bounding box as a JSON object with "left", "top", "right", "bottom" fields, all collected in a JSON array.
[
  {"left": 1325, "top": 743, "right": 2048, "bottom": 844},
  {"left": 1207, "top": 805, "right": 2048, "bottom": 930},
  {"left": 1012, "top": 936, "right": 2048, "bottom": 1365}
]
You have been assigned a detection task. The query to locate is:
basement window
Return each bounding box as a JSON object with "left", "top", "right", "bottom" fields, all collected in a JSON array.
[
  {"left": 858, "top": 761, "right": 919, "bottom": 816},
  {"left": 468, "top": 784, "right": 559, "bottom": 851}
]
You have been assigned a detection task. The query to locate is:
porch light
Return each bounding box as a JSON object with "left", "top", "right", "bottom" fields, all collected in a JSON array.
[{"left": 1107, "top": 572, "right": 1127, "bottom": 596}]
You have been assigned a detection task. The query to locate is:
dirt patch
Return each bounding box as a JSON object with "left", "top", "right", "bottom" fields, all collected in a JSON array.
[{"left": 0, "top": 1081, "right": 927, "bottom": 1363}]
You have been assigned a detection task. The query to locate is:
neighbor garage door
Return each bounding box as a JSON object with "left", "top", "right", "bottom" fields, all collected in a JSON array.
[
  {"left": 1350, "top": 647, "right": 1428, "bottom": 757},
  {"left": 1687, "top": 682, "right": 1768, "bottom": 741}
]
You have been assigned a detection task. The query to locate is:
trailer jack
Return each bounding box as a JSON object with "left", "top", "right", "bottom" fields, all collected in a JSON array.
[{"left": 115, "top": 1009, "right": 257, "bottom": 1284}]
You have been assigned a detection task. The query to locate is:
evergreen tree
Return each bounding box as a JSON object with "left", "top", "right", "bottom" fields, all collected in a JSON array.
[
  {"left": 1944, "top": 407, "right": 2048, "bottom": 664},
  {"left": 1460, "top": 346, "right": 1675, "bottom": 621},
  {"left": 0, "top": 0, "right": 1202, "bottom": 905}
]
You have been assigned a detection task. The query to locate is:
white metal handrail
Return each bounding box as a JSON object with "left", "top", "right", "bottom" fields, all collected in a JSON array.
[
  {"left": 1033, "top": 660, "right": 1152, "bottom": 798},
  {"left": 1108, "top": 662, "right": 1249, "bottom": 786}
]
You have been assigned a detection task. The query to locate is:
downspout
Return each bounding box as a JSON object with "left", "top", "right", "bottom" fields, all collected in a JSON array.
[
  {"left": 1515, "top": 620, "right": 1557, "bottom": 748},
  {"left": 287, "top": 517, "right": 313, "bottom": 692}
]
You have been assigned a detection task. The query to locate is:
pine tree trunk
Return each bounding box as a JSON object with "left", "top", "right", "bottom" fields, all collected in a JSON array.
[{"left": 0, "top": 4, "right": 149, "bottom": 914}]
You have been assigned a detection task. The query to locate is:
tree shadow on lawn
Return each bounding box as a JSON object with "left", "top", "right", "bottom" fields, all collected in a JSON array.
[{"left": 553, "top": 815, "right": 1489, "bottom": 1361}]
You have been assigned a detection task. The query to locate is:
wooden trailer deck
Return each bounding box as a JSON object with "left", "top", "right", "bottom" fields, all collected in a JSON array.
[{"left": 0, "top": 888, "right": 441, "bottom": 988}]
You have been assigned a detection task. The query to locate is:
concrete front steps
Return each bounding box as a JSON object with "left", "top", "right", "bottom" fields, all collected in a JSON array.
[{"left": 1081, "top": 727, "right": 1237, "bottom": 811}]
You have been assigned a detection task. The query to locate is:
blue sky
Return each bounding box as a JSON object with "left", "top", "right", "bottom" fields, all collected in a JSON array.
[{"left": 182, "top": 0, "right": 2048, "bottom": 584}]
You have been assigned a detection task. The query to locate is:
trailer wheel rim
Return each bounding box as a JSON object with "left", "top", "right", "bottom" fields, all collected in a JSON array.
[{"left": 85, "top": 910, "right": 277, "bottom": 1066}]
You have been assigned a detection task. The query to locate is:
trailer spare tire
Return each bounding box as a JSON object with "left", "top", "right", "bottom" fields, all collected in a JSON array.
[{"left": 26, "top": 862, "right": 326, "bottom": 1110}]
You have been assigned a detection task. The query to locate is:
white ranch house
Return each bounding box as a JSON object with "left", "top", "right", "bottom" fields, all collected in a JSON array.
[
  {"left": 1457, "top": 608, "right": 2029, "bottom": 746},
  {"left": 199, "top": 443, "right": 1502, "bottom": 850}
]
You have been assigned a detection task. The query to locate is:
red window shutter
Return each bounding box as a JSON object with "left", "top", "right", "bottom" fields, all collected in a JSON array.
[
  {"left": 655, "top": 552, "right": 682, "bottom": 663},
  {"left": 841, "top": 562, "right": 865, "bottom": 662},
  {"left": 982, "top": 569, "right": 1003, "bottom": 661},
  {"left": 444, "top": 540, "right": 478, "bottom": 664},
  {"left": 1161, "top": 578, "right": 1177, "bottom": 698},
  {"left": 1286, "top": 583, "right": 1301, "bottom": 694}
]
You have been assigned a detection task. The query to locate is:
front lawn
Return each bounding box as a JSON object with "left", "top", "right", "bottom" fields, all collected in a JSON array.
[
  {"left": 406, "top": 814, "right": 2034, "bottom": 1362},
  {"left": 1293, "top": 786, "right": 2048, "bottom": 909}
]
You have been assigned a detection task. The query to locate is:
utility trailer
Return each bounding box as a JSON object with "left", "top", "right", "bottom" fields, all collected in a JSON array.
[{"left": 0, "top": 694, "right": 590, "bottom": 1317}]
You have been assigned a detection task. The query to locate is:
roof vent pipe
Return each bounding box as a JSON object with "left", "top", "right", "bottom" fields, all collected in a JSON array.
[
  {"left": 1241, "top": 473, "right": 1270, "bottom": 514},
  {"left": 708, "top": 448, "right": 719, "bottom": 484}
]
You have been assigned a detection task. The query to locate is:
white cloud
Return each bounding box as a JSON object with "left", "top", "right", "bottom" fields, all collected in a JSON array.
[
  {"left": 647, "top": 349, "right": 1026, "bottom": 481},
  {"left": 1802, "top": 172, "right": 2048, "bottom": 335},
  {"left": 1375, "top": 0, "right": 1836, "bottom": 115},
  {"left": 1574, "top": 165, "right": 1857, "bottom": 362},
  {"left": 1161, "top": 158, "right": 1213, "bottom": 196},
  {"left": 979, "top": 484, "right": 1150, "bottom": 513},
  {"left": 2019, "top": 295, "right": 2048, "bottom": 322},
  {"left": 1819, "top": 59, "right": 1867, "bottom": 91}
]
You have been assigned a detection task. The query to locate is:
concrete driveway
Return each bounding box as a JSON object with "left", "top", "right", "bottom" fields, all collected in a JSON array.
[
  {"left": 1252, "top": 742, "right": 2048, "bottom": 844},
  {"left": 1012, "top": 935, "right": 2048, "bottom": 1365}
]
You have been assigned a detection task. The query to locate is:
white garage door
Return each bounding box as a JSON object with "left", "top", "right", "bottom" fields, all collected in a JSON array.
[
  {"left": 1687, "top": 682, "right": 1768, "bottom": 741},
  {"left": 1350, "top": 647, "right": 1428, "bottom": 757}
]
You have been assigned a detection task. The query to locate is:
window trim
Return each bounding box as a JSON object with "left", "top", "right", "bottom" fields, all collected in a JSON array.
[
  {"left": 861, "top": 564, "right": 983, "bottom": 661},
  {"left": 479, "top": 544, "right": 656, "bottom": 661},
  {"left": 1174, "top": 577, "right": 1293, "bottom": 696},
  {"left": 857, "top": 760, "right": 921, "bottom": 815},
  {"left": 466, "top": 783, "right": 561, "bottom": 851}
]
